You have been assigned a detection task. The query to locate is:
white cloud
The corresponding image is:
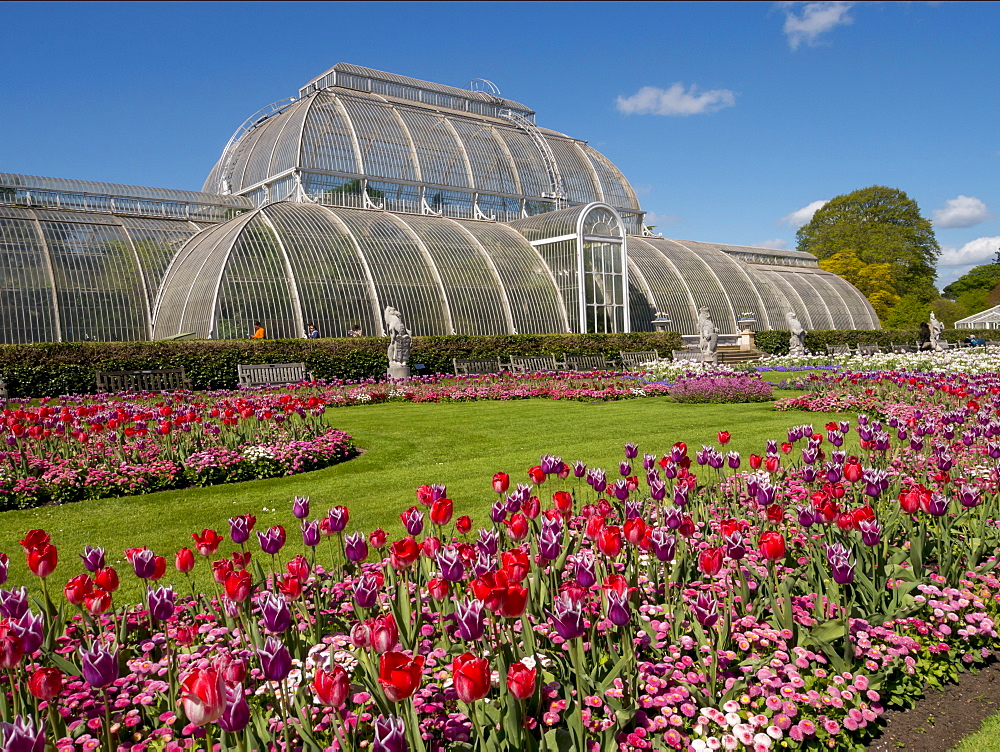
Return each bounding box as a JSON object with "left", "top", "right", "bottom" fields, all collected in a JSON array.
[
  {"left": 752, "top": 238, "right": 789, "bottom": 250},
  {"left": 932, "top": 195, "right": 993, "bottom": 229},
  {"left": 780, "top": 1, "right": 856, "bottom": 50},
  {"left": 616, "top": 84, "right": 736, "bottom": 117},
  {"left": 643, "top": 211, "right": 681, "bottom": 231},
  {"left": 778, "top": 199, "right": 828, "bottom": 227},
  {"left": 938, "top": 236, "right": 1000, "bottom": 267}
]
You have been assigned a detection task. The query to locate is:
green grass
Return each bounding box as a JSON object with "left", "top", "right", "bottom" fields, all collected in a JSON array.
[
  {"left": 1, "top": 396, "right": 848, "bottom": 601},
  {"left": 952, "top": 708, "right": 1000, "bottom": 751}
]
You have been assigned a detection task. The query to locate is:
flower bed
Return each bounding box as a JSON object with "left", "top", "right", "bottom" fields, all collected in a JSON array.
[
  {"left": 0, "top": 392, "right": 355, "bottom": 510},
  {"left": 4, "top": 369, "right": 1000, "bottom": 750}
]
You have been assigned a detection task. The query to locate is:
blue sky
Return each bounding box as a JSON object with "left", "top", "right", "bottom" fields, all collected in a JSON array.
[{"left": 2, "top": 0, "right": 996, "bottom": 287}]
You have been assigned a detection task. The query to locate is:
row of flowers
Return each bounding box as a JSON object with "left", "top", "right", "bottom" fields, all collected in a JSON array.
[{"left": 3, "top": 363, "right": 1000, "bottom": 749}]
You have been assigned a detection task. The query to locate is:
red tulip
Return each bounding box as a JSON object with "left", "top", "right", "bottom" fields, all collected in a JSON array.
[
  {"left": 427, "top": 578, "right": 450, "bottom": 600},
  {"left": 224, "top": 570, "right": 252, "bottom": 603},
  {"left": 623, "top": 518, "right": 647, "bottom": 544},
  {"left": 597, "top": 526, "right": 623, "bottom": 558},
  {"left": 471, "top": 571, "right": 510, "bottom": 612},
  {"left": 28, "top": 666, "right": 63, "bottom": 700},
  {"left": 764, "top": 456, "right": 780, "bottom": 473},
  {"left": 899, "top": 487, "right": 921, "bottom": 513},
  {"left": 430, "top": 498, "right": 454, "bottom": 527},
  {"left": 504, "top": 514, "right": 528, "bottom": 541},
  {"left": 286, "top": 555, "right": 310, "bottom": 580},
  {"left": 175, "top": 548, "right": 195, "bottom": 573},
  {"left": 817, "top": 500, "right": 840, "bottom": 524},
  {"left": 212, "top": 559, "right": 234, "bottom": 584},
  {"left": 455, "top": 516, "right": 472, "bottom": 534},
  {"left": 422, "top": 536, "right": 442, "bottom": 559},
  {"left": 698, "top": 546, "right": 723, "bottom": 577},
  {"left": 27, "top": 543, "right": 57, "bottom": 577},
  {"left": 851, "top": 506, "right": 875, "bottom": 526},
  {"left": 717, "top": 431, "right": 731, "bottom": 445},
  {"left": 389, "top": 537, "right": 420, "bottom": 569},
  {"left": 758, "top": 532, "right": 786, "bottom": 561},
  {"left": 499, "top": 585, "right": 528, "bottom": 618},
  {"left": 553, "top": 491, "right": 573, "bottom": 513},
  {"left": 0, "top": 622, "right": 22, "bottom": 668},
  {"left": 94, "top": 567, "right": 119, "bottom": 593},
  {"left": 719, "top": 518, "right": 744, "bottom": 537},
  {"left": 150, "top": 556, "right": 167, "bottom": 581},
  {"left": 312, "top": 665, "right": 351, "bottom": 708},
  {"left": 369, "top": 529, "right": 387, "bottom": 549},
  {"left": 191, "top": 529, "right": 225, "bottom": 556},
  {"left": 522, "top": 495, "right": 540, "bottom": 519},
  {"left": 180, "top": 667, "right": 226, "bottom": 726},
  {"left": 836, "top": 513, "right": 856, "bottom": 532},
  {"left": 19, "top": 529, "right": 50, "bottom": 552},
  {"left": 84, "top": 587, "right": 112, "bottom": 616},
  {"left": 277, "top": 574, "right": 303, "bottom": 601},
  {"left": 378, "top": 651, "right": 425, "bottom": 702},
  {"left": 748, "top": 454, "right": 763, "bottom": 470},
  {"left": 64, "top": 573, "right": 93, "bottom": 606},
  {"left": 492, "top": 473, "right": 510, "bottom": 494},
  {"left": 527, "top": 466, "right": 545, "bottom": 484},
  {"left": 416, "top": 484, "right": 434, "bottom": 507},
  {"left": 501, "top": 549, "right": 530, "bottom": 583},
  {"left": 678, "top": 516, "right": 696, "bottom": 538},
  {"left": 766, "top": 505, "right": 784, "bottom": 524},
  {"left": 453, "top": 653, "right": 491, "bottom": 702},
  {"left": 584, "top": 515, "right": 605, "bottom": 540},
  {"left": 506, "top": 661, "right": 537, "bottom": 700},
  {"left": 844, "top": 458, "right": 863, "bottom": 483},
  {"left": 371, "top": 614, "right": 399, "bottom": 654},
  {"left": 673, "top": 442, "right": 687, "bottom": 455},
  {"left": 602, "top": 574, "right": 628, "bottom": 596}
]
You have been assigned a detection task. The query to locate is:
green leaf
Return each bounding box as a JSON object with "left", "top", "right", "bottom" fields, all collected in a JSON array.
[{"left": 49, "top": 652, "right": 82, "bottom": 677}]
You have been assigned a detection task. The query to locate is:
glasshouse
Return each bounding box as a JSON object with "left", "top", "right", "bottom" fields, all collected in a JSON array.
[{"left": 0, "top": 63, "right": 878, "bottom": 344}]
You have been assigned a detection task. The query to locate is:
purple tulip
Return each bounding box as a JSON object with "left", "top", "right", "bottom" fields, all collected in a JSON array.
[
  {"left": 80, "top": 644, "right": 119, "bottom": 688},
  {"left": 673, "top": 486, "right": 689, "bottom": 508},
  {"left": 538, "top": 521, "right": 563, "bottom": 560},
  {"left": 549, "top": 597, "right": 586, "bottom": 640},
  {"left": 801, "top": 466, "right": 817, "bottom": 483},
  {"left": 301, "top": 520, "right": 321, "bottom": 548},
  {"left": 859, "top": 518, "right": 882, "bottom": 546},
  {"left": 695, "top": 447, "right": 709, "bottom": 466},
  {"left": 504, "top": 492, "right": 522, "bottom": 515},
  {"left": 131, "top": 548, "right": 157, "bottom": 579},
  {"left": 472, "top": 550, "right": 495, "bottom": 579},
  {"left": 707, "top": 450, "right": 724, "bottom": 470},
  {"left": 727, "top": 452, "right": 740, "bottom": 470},
  {"left": 257, "top": 526, "right": 286, "bottom": 555},
  {"left": 839, "top": 420, "right": 850, "bottom": 434},
  {"left": 291, "top": 495, "right": 310, "bottom": 519},
  {"left": 831, "top": 559, "right": 855, "bottom": 585},
  {"left": 649, "top": 477, "right": 666, "bottom": 501},
  {"left": 79, "top": 545, "right": 106, "bottom": 573},
  {"left": 401, "top": 508, "right": 424, "bottom": 537},
  {"left": 765, "top": 439, "right": 778, "bottom": 454},
  {"left": 723, "top": 531, "right": 746, "bottom": 561},
  {"left": 692, "top": 592, "right": 719, "bottom": 628},
  {"left": 437, "top": 548, "right": 466, "bottom": 582},
  {"left": 649, "top": 528, "right": 676, "bottom": 562},
  {"left": 259, "top": 593, "right": 291, "bottom": 633},
  {"left": 374, "top": 714, "right": 408, "bottom": 752},
  {"left": 624, "top": 442, "right": 639, "bottom": 459},
  {"left": 0, "top": 588, "right": 29, "bottom": 620},
  {"left": 575, "top": 554, "right": 597, "bottom": 587},
  {"left": 958, "top": 484, "right": 982, "bottom": 509},
  {"left": 619, "top": 460, "right": 632, "bottom": 477},
  {"left": 910, "top": 437, "right": 924, "bottom": 452},
  {"left": 147, "top": 586, "right": 176, "bottom": 622},
  {"left": 643, "top": 453, "right": 656, "bottom": 470},
  {"left": 219, "top": 683, "right": 250, "bottom": 733},
  {"left": 831, "top": 450, "right": 846, "bottom": 465},
  {"left": 801, "top": 448, "right": 818, "bottom": 465},
  {"left": 573, "top": 460, "right": 587, "bottom": 478},
  {"left": 606, "top": 590, "right": 631, "bottom": 626},
  {"left": 326, "top": 507, "right": 349, "bottom": 534},
  {"left": 477, "top": 529, "right": 499, "bottom": 557},
  {"left": 662, "top": 460, "right": 678, "bottom": 479},
  {"left": 590, "top": 469, "right": 608, "bottom": 493},
  {"left": 12, "top": 610, "right": 43, "bottom": 656},
  {"left": 663, "top": 507, "right": 682, "bottom": 530},
  {"left": 229, "top": 516, "right": 251, "bottom": 545},
  {"left": 453, "top": 598, "right": 485, "bottom": 641},
  {"left": 260, "top": 636, "right": 292, "bottom": 680},
  {"left": 624, "top": 500, "right": 643, "bottom": 520},
  {"left": 927, "top": 493, "right": 949, "bottom": 517},
  {"left": 344, "top": 532, "right": 369, "bottom": 562},
  {"left": 755, "top": 482, "right": 775, "bottom": 507},
  {"left": 0, "top": 715, "right": 45, "bottom": 752},
  {"left": 354, "top": 574, "right": 381, "bottom": 609},
  {"left": 612, "top": 479, "right": 630, "bottom": 501},
  {"left": 540, "top": 455, "right": 560, "bottom": 475},
  {"left": 825, "top": 464, "right": 842, "bottom": 484},
  {"left": 797, "top": 505, "right": 816, "bottom": 527}
]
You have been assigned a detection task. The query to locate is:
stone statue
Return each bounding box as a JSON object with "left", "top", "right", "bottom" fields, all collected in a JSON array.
[
  {"left": 786, "top": 310, "right": 806, "bottom": 356},
  {"left": 929, "top": 311, "right": 944, "bottom": 352},
  {"left": 697, "top": 307, "right": 718, "bottom": 363},
  {"left": 384, "top": 306, "right": 412, "bottom": 379}
]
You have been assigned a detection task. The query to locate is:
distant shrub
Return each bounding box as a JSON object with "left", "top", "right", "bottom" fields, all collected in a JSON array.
[{"left": 669, "top": 374, "right": 773, "bottom": 403}]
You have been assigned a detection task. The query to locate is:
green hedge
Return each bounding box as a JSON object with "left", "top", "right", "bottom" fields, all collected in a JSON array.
[
  {"left": 754, "top": 328, "right": 995, "bottom": 356},
  {"left": 0, "top": 332, "right": 682, "bottom": 398}
]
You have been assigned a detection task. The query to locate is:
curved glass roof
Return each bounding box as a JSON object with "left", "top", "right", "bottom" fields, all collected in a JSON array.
[{"left": 203, "top": 77, "right": 641, "bottom": 217}]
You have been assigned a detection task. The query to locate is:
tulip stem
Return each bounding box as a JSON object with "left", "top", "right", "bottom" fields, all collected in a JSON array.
[{"left": 101, "top": 687, "right": 114, "bottom": 752}]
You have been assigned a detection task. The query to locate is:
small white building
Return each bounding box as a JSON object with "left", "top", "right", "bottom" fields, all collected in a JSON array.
[{"left": 955, "top": 305, "right": 1000, "bottom": 329}]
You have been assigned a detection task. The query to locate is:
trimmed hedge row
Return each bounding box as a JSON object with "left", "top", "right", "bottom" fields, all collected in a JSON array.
[
  {"left": 0, "top": 332, "right": 682, "bottom": 398},
  {"left": 755, "top": 328, "right": 995, "bottom": 356}
]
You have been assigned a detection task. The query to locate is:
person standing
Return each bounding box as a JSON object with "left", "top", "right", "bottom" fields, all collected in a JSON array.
[
  {"left": 253, "top": 321, "right": 265, "bottom": 339},
  {"left": 307, "top": 323, "right": 320, "bottom": 339},
  {"left": 347, "top": 324, "right": 363, "bottom": 337}
]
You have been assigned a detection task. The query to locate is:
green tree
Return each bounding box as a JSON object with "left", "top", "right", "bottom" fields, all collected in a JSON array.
[
  {"left": 930, "top": 298, "right": 966, "bottom": 328},
  {"left": 884, "top": 293, "right": 931, "bottom": 329},
  {"left": 818, "top": 250, "right": 900, "bottom": 322},
  {"left": 941, "top": 262, "right": 1000, "bottom": 300},
  {"left": 796, "top": 186, "right": 939, "bottom": 302}
]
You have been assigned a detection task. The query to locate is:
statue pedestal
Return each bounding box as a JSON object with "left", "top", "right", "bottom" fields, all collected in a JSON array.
[
  {"left": 740, "top": 329, "right": 755, "bottom": 351},
  {"left": 387, "top": 363, "right": 411, "bottom": 380}
]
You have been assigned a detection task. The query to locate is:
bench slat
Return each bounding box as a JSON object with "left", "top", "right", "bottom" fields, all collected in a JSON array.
[
  {"left": 237, "top": 362, "right": 314, "bottom": 387},
  {"left": 96, "top": 368, "right": 191, "bottom": 393},
  {"left": 620, "top": 350, "right": 660, "bottom": 370}
]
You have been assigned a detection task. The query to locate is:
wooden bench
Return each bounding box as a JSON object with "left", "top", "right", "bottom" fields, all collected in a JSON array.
[
  {"left": 890, "top": 342, "right": 916, "bottom": 353},
  {"left": 508, "top": 355, "right": 562, "bottom": 373},
  {"left": 452, "top": 357, "right": 505, "bottom": 376},
  {"left": 671, "top": 350, "right": 711, "bottom": 362},
  {"left": 562, "top": 354, "right": 610, "bottom": 372},
  {"left": 826, "top": 344, "right": 852, "bottom": 355},
  {"left": 237, "top": 362, "right": 314, "bottom": 388},
  {"left": 855, "top": 343, "right": 880, "bottom": 355},
  {"left": 619, "top": 350, "right": 661, "bottom": 370},
  {"left": 96, "top": 368, "right": 192, "bottom": 393}
]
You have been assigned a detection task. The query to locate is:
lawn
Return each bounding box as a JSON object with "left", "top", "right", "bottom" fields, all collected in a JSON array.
[{"left": 0, "top": 395, "right": 850, "bottom": 601}]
